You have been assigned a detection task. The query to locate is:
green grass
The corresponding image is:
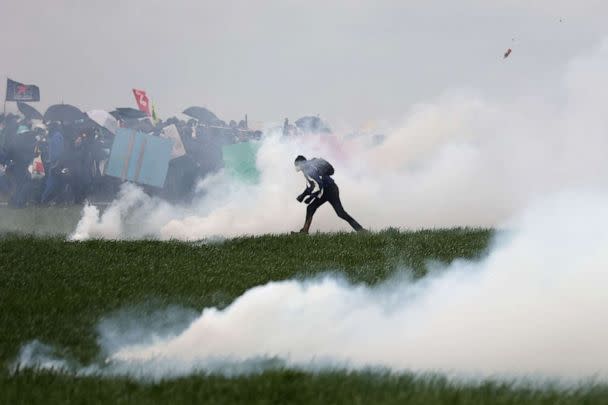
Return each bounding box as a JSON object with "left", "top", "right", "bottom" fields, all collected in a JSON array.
[
  {"left": 4, "top": 369, "right": 607, "bottom": 405},
  {"left": 2, "top": 230, "right": 606, "bottom": 404}
]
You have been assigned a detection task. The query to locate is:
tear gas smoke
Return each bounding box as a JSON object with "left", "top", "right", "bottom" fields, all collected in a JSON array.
[
  {"left": 16, "top": 191, "right": 608, "bottom": 383},
  {"left": 71, "top": 39, "right": 608, "bottom": 240}
]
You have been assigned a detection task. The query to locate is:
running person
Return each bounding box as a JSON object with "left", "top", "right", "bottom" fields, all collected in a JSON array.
[{"left": 294, "top": 155, "right": 365, "bottom": 234}]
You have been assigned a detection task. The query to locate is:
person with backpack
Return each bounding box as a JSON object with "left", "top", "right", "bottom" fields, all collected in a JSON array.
[{"left": 294, "top": 155, "right": 365, "bottom": 234}]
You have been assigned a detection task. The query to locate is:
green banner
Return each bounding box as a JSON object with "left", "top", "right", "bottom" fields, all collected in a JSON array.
[{"left": 222, "top": 141, "right": 261, "bottom": 183}]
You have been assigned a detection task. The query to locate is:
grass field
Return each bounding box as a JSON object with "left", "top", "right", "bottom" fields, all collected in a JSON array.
[{"left": 2, "top": 230, "right": 607, "bottom": 404}]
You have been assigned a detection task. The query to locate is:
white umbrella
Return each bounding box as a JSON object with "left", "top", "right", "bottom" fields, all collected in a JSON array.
[
  {"left": 168, "top": 112, "right": 193, "bottom": 123},
  {"left": 87, "top": 110, "right": 119, "bottom": 134}
]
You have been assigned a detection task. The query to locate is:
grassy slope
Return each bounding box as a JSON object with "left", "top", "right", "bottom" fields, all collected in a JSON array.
[{"left": 1, "top": 230, "right": 606, "bottom": 404}]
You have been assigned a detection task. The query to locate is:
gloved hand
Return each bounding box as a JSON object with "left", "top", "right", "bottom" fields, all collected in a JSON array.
[{"left": 296, "top": 194, "right": 305, "bottom": 203}]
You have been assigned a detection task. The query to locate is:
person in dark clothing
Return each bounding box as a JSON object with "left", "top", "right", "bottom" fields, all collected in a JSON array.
[
  {"left": 64, "top": 131, "right": 93, "bottom": 204},
  {"left": 41, "top": 123, "right": 65, "bottom": 204},
  {"left": 294, "top": 155, "right": 365, "bottom": 234},
  {"left": 0, "top": 115, "right": 18, "bottom": 151},
  {"left": 7, "top": 125, "right": 36, "bottom": 207},
  {"left": 0, "top": 144, "right": 10, "bottom": 196}
]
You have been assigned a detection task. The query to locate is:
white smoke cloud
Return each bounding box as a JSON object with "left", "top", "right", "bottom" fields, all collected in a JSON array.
[
  {"left": 16, "top": 190, "right": 608, "bottom": 383},
  {"left": 71, "top": 184, "right": 180, "bottom": 240},
  {"left": 71, "top": 38, "right": 608, "bottom": 240}
]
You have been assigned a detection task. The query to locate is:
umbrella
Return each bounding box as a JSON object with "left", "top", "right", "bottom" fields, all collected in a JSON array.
[
  {"left": 167, "top": 112, "right": 193, "bottom": 123},
  {"left": 71, "top": 117, "right": 101, "bottom": 133},
  {"left": 87, "top": 110, "right": 119, "bottom": 134},
  {"left": 17, "top": 102, "right": 43, "bottom": 120},
  {"left": 44, "top": 104, "right": 85, "bottom": 123},
  {"left": 295, "top": 116, "right": 331, "bottom": 133},
  {"left": 111, "top": 107, "right": 148, "bottom": 120},
  {"left": 183, "top": 106, "right": 222, "bottom": 125}
]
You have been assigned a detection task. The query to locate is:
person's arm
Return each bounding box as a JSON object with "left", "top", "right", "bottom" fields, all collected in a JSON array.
[
  {"left": 302, "top": 172, "right": 325, "bottom": 204},
  {"left": 297, "top": 177, "right": 314, "bottom": 202}
]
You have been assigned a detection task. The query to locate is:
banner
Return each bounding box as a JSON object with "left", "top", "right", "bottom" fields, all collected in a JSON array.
[
  {"left": 132, "top": 89, "right": 151, "bottom": 116},
  {"left": 222, "top": 141, "right": 261, "bottom": 183},
  {"left": 6, "top": 78, "right": 40, "bottom": 102},
  {"left": 105, "top": 128, "right": 172, "bottom": 188}
]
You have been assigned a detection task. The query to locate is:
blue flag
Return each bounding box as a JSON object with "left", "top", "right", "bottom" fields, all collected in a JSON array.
[{"left": 6, "top": 78, "right": 40, "bottom": 102}]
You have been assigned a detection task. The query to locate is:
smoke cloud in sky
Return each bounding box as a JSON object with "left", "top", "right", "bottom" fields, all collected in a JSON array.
[
  {"left": 71, "top": 38, "right": 608, "bottom": 240},
  {"left": 16, "top": 190, "right": 608, "bottom": 383},
  {"left": 1, "top": 0, "right": 608, "bottom": 126}
]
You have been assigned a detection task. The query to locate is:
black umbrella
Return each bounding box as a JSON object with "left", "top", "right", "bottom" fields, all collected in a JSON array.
[
  {"left": 183, "top": 106, "right": 222, "bottom": 125},
  {"left": 295, "top": 116, "right": 331, "bottom": 133},
  {"left": 71, "top": 117, "right": 99, "bottom": 133},
  {"left": 17, "top": 102, "right": 43, "bottom": 121},
  {"left": 44, "top": 104, "right": 85, "bottom": 123},
  {"left": 111, "top": 107, "right": 148, "bottom": 120}
]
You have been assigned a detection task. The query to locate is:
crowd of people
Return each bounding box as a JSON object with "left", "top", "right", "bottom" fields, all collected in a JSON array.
[{"left": 0, "top": 107, "right": 264, "bottom": 208}]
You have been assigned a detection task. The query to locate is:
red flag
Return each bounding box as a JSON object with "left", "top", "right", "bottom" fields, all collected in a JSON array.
[{"left": 132, "top": 89, "right": 151, "bottom": 116}]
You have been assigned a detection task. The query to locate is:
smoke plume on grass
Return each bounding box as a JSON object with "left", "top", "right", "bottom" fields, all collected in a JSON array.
[{"left": 18, "top": 191, "right": 608, "bottom": 383}]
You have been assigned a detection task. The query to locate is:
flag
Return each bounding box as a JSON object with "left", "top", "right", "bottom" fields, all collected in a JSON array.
[
  {"left": 6, "top": 78, "right": 40, "bottom": 102},
  {"left": 132, "top": 89, "right": 151, "bottom": 116},
  {"left": 151, "top": 103, "right": 159, "bottom": 124}
]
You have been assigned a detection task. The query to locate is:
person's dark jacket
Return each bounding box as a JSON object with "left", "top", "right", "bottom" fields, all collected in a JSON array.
[
  {"left": 11, "top": 130, "right": 36, "bottom": 167},
  {"left": 1, "top": 119, "right": 18, "bottom": 148}
]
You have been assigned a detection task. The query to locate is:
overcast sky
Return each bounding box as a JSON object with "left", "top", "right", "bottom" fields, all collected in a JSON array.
[{"left": 1, "top": 0, "right": 606, "bottom": 127}]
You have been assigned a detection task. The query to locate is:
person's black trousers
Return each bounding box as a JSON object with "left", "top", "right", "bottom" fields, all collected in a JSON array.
[
  {"left": 8, "top": 164, "right": 31, "bottom": 208},
  {"left": 302, "top": 183, "right": 364, "bottom": 233}
]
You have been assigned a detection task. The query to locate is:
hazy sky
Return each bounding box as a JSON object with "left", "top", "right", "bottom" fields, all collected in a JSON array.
[{"left": 1, "top": 0, "right": 606, "bottom": 127}]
